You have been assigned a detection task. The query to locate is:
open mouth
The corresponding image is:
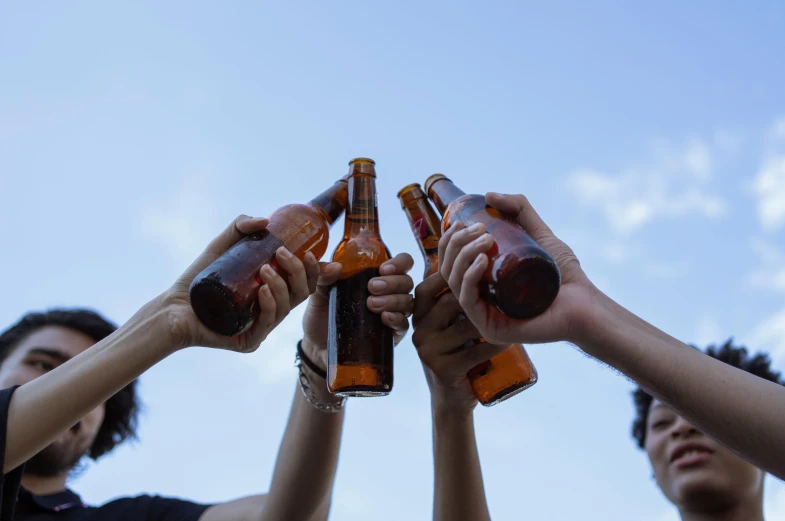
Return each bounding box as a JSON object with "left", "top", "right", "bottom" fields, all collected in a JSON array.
[{"left": 670, "top": 442, "right": 714, "bottom": 468}]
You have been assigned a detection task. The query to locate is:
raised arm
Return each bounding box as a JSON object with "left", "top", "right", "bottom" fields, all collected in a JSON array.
[
  {"left": 200, "top": 253, "right": 415, "bottom": 521},
  {"left": 412, "top": 273, "right": 506, "bottom": 521},
  {"left": 438, "top": 192, "right": 785, "bottom": 481},
  {"left": 4, "top": 215, "right": 316, "bottom": 474}
]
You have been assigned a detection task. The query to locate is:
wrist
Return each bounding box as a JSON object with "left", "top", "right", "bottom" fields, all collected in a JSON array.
[
  {"left": 432, "top": 396, "right": 475, "bottom": 425},
  {"left": 565, "top": 282, "right": 610, "bottom": 348},
  {"left": 300, "top": 337, "right": 327, "bottom": 372},
  {"left": 125, "top": 293, "right": 184, "bottom": 356}
]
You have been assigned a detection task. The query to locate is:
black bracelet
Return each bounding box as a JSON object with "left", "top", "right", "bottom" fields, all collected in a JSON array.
[{"left": 296, "top": 340, "right": 327, "bottom": 379}]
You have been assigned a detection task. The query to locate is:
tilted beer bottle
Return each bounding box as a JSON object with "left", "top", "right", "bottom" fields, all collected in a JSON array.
[
  {"left": 398, "top": 184, "right": 537, "bottom": 406},
  {"left": 327, "top": 158, "right": 393, "bottom": 397},
  {"left": 189, "top": 177, "right": 349, "bottom": 336},
  {"left": 424, "top": 174, "right": 561, "bottom": 320}
]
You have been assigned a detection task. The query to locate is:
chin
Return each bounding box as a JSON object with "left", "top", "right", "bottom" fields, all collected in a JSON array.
[{"left": 671, "top": 474, "right": 737, "bottom": 510}]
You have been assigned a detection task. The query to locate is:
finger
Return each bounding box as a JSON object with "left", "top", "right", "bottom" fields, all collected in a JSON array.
[
  {"left": 418, "top": 317, "right": 481, "bottom": 358},
  {"left": 454, "top": 341, "right": 511, "bottom": 374},
  {"left": 303, "top": 252, "right": 320, "bottom": 295},
  {"left": 314, "top": 262, "right": 342, "bottom": 299},
  {"left": 437, "top": 221, "right": 464, "bottom": 273},
  {"left": 182, "top": 215, "right": 268, "bottom": 279},
  {"left": 368, "top": 274, "right": 414, "bottom": 296},
  {"left": 439, "top": 222, "right": 488, "bottom": 283},
  {"left": 368, "top": 294, "right": 414, "bottom": 316},
  {"left": 456, "top": 253, "right": 489, "bottom": 327},
  {"left": 379, "top": 252, "right": 415, "bottom": 276},
  {"left": 382, "top": 311, "right": 410, "bottom": 345},
  {"left": 447, "top": 232, "right": 493, "bottom": 298},
  {"left": 260, "top": 264, "right": 291, "bottom": 324},
  {"left": 248, "top": 284, "right": 277, "bottom": 345},
  {"left": 486, "top": 192, "right": 553, "bottom": 242},
  {"left": 422, "top": 292, "right": 465, "bottom": 331},
  {"left": 413, "top": 273, "right": 450, "bottom": 322},
  {"left": 274, "top": 248, "right": 310, "bottom": 307}
]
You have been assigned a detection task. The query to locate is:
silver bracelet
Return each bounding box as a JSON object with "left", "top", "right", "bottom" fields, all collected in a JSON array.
[{"left": 295, "top": 352, "right": 346, "bottom": 413}]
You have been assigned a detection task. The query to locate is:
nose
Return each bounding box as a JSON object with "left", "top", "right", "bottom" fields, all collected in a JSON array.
[{"left": 669, "top": 416, "right": 699, "bottom": 439}]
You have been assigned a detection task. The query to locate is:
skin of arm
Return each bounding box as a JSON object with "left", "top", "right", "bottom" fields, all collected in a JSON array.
[
  {"left": 201, "top": 253, "right": 415, "bottom": 521},
  {"left": 412, "top": 273, "right": 500, "bottom": 521},
  {"left": 437, "top": 192, "right": 785, "bottom": 481}
]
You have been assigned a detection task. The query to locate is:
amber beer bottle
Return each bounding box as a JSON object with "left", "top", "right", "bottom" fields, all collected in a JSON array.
[
  {"left": 398, "top": 184, "right": 537, "bottom": 406},
  {"left": 189, "top": 177, "right": 349, "bottom": 336},
  {"left": 424, "top": 174, "right": 561, "bottom": 320},
  {"left": 327, "top": 158, "right": 393, "bottom": 397}
]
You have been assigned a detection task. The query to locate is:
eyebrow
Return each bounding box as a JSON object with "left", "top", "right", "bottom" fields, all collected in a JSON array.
[{"left": 25, "top": 348, "right": 72, "bottom": 364}]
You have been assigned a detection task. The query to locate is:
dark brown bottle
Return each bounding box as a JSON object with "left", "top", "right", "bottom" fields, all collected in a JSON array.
[
  {"left": 189, "top": 178, "right": 349, "bottom": 336},
  {"left": 398, "top": 183, "right": 537, "bottom": 406},
  {"left": 327, "top": 158, "right": 393, "bottom": 397},
  {"left": 424, "top": 174, "right": 561, "bottom": 320}
]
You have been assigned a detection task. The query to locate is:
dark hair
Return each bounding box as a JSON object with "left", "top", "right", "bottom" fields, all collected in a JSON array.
[
  {"left": 0, "top": 309, "right": 140, "bottom": 460},
  {"left": 631, "top": 338, "right": 783, "bottom": 449}
]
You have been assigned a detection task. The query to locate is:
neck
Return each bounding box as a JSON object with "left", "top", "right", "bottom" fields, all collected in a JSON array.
[
  {"left": 426, "top": 176, "right": 465, "bottom": 215},
  {"left": 678, "top": 498, "right": 765, "bottom": 521},
  {"left": 22, "top": 472, "right": 69, "bottom": 496},
  {"left": 344, "top": 174, "right": 380, "bottom": 237},
  {"left": 309, "top": 179, "right": 349, "bottom": 225}
]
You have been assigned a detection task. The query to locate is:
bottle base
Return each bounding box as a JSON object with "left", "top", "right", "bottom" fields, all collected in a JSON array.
[
  {"left": 479, "top": 378, "right": 537, "bottom": 407},
  {"left": 332, "top": 386, "right": 391, "bottom": 398}
]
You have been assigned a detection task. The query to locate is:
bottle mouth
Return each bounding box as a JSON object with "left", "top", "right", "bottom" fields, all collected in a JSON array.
[
  {"left": 424, "top": 173, "right": 451, "bottom": 197},
  {"left": 348, "top": 157, "right": 376, "bottom": 176},
  {"left": 349, "top": 157, "right": 376, "bottom": 165},
  {"left": 396, "top": 183, "right": 423, "bottom": 198}
]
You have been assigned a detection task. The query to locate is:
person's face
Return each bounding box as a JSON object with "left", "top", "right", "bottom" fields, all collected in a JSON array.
[
  {"left": 645, "top": 399, "right": 763, "bottom": 511},
  {"left": 0, "top": 326, "right": 105, "bottom": 476}
]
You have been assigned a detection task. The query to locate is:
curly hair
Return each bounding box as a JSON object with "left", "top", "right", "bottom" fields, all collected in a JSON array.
[
  {"left": 630, "top": 338, "right": 783, "bottom": 449},
  {"left": 0, "top": 308, "right": 140, "bottom": 460}
]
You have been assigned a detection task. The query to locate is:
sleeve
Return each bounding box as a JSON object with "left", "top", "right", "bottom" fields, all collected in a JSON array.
[
  {"left": 0, "top": 386, "right": 24, "bottom": 521},
  {"left": 143, "top": 495, "right": 213, "bottom": 521}
]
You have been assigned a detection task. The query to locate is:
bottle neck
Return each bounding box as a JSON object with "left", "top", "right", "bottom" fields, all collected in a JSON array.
[
  {"left": 309, "top": 180, "right": 349, "bottom": 225},
  {"left": 428, "top": 179, "right": 466, "bottom": 215},
  {"left": 344, "top": 174, "right": 380, "bottom": 237},
  {"left": 400, "top": 197, "right": 441, "bottom": 271}
]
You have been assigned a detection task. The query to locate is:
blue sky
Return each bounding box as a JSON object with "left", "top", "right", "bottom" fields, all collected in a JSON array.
[{"left": 1, "top": 2, "right": 785, "bottom": 520}]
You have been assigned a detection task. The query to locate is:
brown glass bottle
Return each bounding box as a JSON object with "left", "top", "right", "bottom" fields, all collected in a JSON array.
[
  {"left": 424, "top": 174, "right": 561, "bottom": 320},
  {"left": 327, "top": 158, "right": 393, "bottom": 397},
  {"left": 398, "top": 183, "right": 537, "bottom": 406},
  {"left": 189, "top": 177, "right": 349, "bottom": 336}
]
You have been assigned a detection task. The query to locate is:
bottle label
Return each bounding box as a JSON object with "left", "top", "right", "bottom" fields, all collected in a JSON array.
[{"left": 411, "top": 217, "right": 426, "bottom": 238}]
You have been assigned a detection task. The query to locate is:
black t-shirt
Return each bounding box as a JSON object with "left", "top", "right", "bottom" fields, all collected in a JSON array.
[{"left": 0, "top": 386, "right": 211, "bottom": 521}]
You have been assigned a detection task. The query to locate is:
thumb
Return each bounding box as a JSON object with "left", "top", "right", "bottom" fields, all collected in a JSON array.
[
  {"left": 314, "top": 262, "right": 342, "bottom": 299},
  {"left": 486, "top": 192, "right": 553, "bottom": 241}
]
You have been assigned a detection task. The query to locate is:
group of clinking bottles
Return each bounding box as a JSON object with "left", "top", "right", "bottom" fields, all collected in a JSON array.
[{"left": 189, "top": 157, "right": 562, "bottom": 407}]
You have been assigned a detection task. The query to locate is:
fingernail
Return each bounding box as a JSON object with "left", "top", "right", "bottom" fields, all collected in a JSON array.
[
  {"left": 305, "top": 251, "right": 316, "bottom": 262},
  {"left": 380, "top": 264, "right": 394, "bottom": 275},
  {"left": 371, "top": 296, "right": 386, "bottom": 307},
  {"left": 262, "top": 264, "right": 275, "bottom": 275},
  {"left": 278, "top": 247, "right": 292, "bottom": 258},
  {"left": 469, "top": 223, "right": 483, "bottom": 233},
  {"left": 372, "top": 280, "right": 387, "bottom": 291}
]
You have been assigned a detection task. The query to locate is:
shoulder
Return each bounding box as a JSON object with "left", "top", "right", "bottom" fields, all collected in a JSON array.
[{"left": 93, "top": 494, "right": 211, "bottom": 521}]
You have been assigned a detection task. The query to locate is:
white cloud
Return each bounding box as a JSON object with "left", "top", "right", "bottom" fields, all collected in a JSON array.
[
  {"left": 567, "top": 138, "right": 726, "bottom": 236},
  {"left": 137, "top": 176, "right": 221, "bottom": 270},
  {"left": 693, "top": 314, "right": 723, "bottom": 347},
  {"left": 752, "top": 116, "right": 785, "bottom": 232},
  {"left": 747, "top": 308, "right": 785, "bottom": 363},
  {"left": 746, "top": 238, "right": 785, "bottom": 293}
]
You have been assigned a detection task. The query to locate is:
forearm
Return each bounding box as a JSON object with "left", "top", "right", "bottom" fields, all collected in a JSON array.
[
  {"left": 432, "top": 408, "right": 491, "bottom": 521},
  {"left": 578, "top": 287, "right": 785, "bottom": 479},
  {"left": 262, "top": 383, "right": 345, "bottom": 521},
  {"left": 4, "top": 296, "right": 176, "bottom": 472}
]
